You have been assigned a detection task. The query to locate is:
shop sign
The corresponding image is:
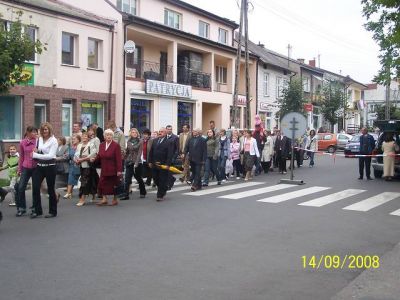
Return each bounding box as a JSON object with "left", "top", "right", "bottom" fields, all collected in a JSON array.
[
  {"left": 146, "top": 80, "right": 192, "bottom": 99},
  {"left": 258, "top": 102, "right": 270, "bottom": 111},
  {"left": 15, "top": 63, "right": 34, "bottom": 86},
  {"left": 304, "top": 103, "right": 313, "bottom": 112},
  {"left": 81, "top": 103, "right": 103, "bottom": 109},
  {"left": 234, "top": 95, "right": 247, "bottom": 106}
]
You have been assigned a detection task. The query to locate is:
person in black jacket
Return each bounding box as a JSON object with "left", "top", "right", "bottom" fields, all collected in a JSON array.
[
  {"left": 358, "top": 127, "right": 375, "bottom": 180},
  {"left": 274, "top": 131, "right": 290, "bottom": 174},
  {"left": 184, "top": 128, "right": 207, "bottom": 191},
  {"left": 166, "top": 125, "right": 179, "bottom": 190},
  {"left": 148, "top": 128, "right": 174, "bottom": 201},
  {"left": 92, "top": 123, "right": 104, "bottom": 143}
]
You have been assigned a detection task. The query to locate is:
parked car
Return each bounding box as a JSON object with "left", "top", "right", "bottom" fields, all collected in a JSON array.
[
  {"left": 344, "top": 133, "right": 379, "bottom": 156},
  {"left": 317, "top": 133, "right": 351, "bottom": 153},
  {"left": 372, "top": 120, "right": 400, "bottom": 178}
]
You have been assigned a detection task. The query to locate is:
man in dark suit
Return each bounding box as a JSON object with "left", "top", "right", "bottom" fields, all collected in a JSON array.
[
  {"left": 184, "top": 128, "right": 207, "bottom": 191},
  {"left": 166, "top": 125, "right": 179, "bottom": 190},
  {"left": 358, "top": 127, "right": 375, "bottom": 180},
  {"left": 148, "top": 128, "right": 174, "bottom": 201},
  {"left": 274, "top": 131, "right": 290, "bottom": 174}
]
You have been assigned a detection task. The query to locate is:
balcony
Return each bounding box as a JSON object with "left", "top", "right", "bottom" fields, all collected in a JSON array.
[
  {"left": 126, "top": 60, "right": 173, "bottom": 83},
  {"left": 177, "top": 68, "right": 211, "bottom": 90}
]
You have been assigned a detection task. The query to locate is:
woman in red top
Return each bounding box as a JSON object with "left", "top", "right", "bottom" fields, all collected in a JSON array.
[{"left": 91, "top": 129, "right": 122, "bottom": 206}]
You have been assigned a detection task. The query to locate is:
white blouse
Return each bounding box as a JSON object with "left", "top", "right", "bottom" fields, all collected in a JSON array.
[{"left": 32, "top": 136, "right": 58, "bottom": 161}]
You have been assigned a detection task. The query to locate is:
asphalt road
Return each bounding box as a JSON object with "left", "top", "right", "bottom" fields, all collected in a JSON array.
[{"left": 1, "top": 154, "right": 400, "bottom": 300}]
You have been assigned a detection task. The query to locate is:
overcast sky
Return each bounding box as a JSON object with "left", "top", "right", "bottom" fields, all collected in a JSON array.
[{"left": 184, "top": 0, "right": 380, "bottom": 83}]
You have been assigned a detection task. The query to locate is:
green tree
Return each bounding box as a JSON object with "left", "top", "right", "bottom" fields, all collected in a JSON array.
[
  {"left": 362, "top": 0, "right": 400, "bottom": 83},
  {"left": 375, "top": 104, "right": 400, "bottom": 120},
  {"left": 320, "top": 81, "right": 347, "bottom": 129},
  {"left": 276, "top": 78, "right": 306, "bottom": 119},
  {"left": 0, "top": 11, "right": 45, "bottom": 94}
]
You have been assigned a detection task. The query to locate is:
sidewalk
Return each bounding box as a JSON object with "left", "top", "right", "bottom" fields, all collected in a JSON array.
[{"left": 332, "top": 242, "right": 400, "bottom": 300}]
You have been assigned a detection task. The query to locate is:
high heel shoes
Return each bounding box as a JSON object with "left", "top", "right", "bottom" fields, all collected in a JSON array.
[
  {"left": 76, "top": 201, "right": 85, "bottom": 207},
  {"left": 63, "top": 193, "right": 72, "bottom": 199}
]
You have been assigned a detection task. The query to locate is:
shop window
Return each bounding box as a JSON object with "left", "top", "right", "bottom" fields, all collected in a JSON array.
[
  {"left": 62, "top": 102, "right": 73, "bottom": 137},
  {"left": 34, "top": 101, "right": 47, "bottom": 129},
  {"left": 177, "top": 102, "right": 193, "bottom": 132},
  {"left": 81, "top": 102, "right": 104, "bottom": 129},
  {"left": 131, "top": 99, "right": 151, "bottom": 132},
  {"left": 0, "top": 96, "right": 22, "bottom": 140}
]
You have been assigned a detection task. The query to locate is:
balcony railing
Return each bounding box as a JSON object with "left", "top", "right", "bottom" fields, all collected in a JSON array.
[
  {"left": 126, "top": 60, "right": 173, "bottom": 83},
  {"left": 177, "top": 67, "right": 211, "bottom": 89}
]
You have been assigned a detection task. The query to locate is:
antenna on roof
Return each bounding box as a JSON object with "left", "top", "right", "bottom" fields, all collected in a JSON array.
[{"left": 287, "top": 44, "right": 292, "bottom": 67}]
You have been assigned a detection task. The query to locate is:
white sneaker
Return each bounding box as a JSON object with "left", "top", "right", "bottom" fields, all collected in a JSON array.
[
  {"left": 236, "top": 177, "right": 240, "bottom": 179},
  {"left": 9, "top": 202, "right": 16, "bottom": 206},
  {"left": 230, "top": 174, "right": 234, "bottom": 178}
]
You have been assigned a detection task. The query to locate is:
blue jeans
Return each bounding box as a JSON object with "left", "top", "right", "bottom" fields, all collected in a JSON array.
[
  {"left": 203, "top": 157, "right": 217, "bottom": 184},
  {"left": 217, "top": 156, "right": 227, "bottom": 182},
  {"left": 309, "top": 151, "right": 315, "bottom": 166},
  {"left": 17, "top": 168, "right": 35, "bottom": 211}
]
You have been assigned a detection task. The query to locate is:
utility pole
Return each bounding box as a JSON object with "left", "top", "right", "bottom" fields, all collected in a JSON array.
[
  {"left": 385, "top": 65, "right": 391, "bottom": 120},
  {"left": 244, "top": 0, "right": 251, "bottom": 129},
  {"left": 232, "top": 0, "right": 244, "bottom": 129}
]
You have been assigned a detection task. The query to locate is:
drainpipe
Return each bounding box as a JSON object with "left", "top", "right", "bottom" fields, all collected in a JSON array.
[
  {"left": 255, "top": 59, "right": 259, "bottom": 115},
  {"left": 108, "top": 23, "right": 115, "bottom": 122}
]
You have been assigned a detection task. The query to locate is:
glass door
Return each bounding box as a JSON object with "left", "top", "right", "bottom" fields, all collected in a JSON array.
[{"left": 62, "top": 103, "right": 72, "bottom": 137}]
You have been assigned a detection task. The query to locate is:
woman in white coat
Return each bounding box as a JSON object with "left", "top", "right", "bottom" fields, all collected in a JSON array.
[
  {"left": 306, "top": 129, "right": 318, "bottom": 167},
  {"left": 261, "top": 130, "right": 274, "bottom": 173},
  {"left": 241, "top": 130, "right": 260, "bottom": 180}
]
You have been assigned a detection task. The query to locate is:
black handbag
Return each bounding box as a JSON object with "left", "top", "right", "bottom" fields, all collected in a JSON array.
[{"left": 114, "top": 179, "right": 125, "bottom": 197}]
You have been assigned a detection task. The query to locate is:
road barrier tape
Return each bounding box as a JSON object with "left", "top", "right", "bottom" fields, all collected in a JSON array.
[{"left": 294, "top": 147, "right": 400, "bottom": 158}]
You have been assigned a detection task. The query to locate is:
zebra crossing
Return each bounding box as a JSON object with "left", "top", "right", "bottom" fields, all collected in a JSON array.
[{"left": 157, "top": 180, "right": 400, "bottom": 217}]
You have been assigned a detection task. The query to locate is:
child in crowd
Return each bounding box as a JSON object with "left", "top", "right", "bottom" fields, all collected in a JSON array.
[
  {"left": 0, "top": 145, "right": 20, "bottom": 206},
  {"left": 230, "top": 136, "right": 241, "bottom": 179}
]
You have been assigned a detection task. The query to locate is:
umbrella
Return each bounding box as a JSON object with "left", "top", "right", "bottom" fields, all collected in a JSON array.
[{"left": 155, "top": 163, "right": 183, "bottom": 174}]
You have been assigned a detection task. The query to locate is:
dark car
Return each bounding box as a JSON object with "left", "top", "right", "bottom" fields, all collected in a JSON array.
[
  {"left": 344, "top": 133, "right": 378, "bottom": 156},
  {"left": 372, "top": 120, "right": 400, "bottom": 178}
]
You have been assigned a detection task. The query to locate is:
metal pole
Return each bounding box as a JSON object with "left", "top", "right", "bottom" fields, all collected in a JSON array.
[
  {"left": 385, "top": 71, "right": 391, "bottom": 120},
  {"left": 244, "top": 0, "right": 251, "bottom": 129},
  {"left": 290, "top": 124, "right": 295, "bottom": 181}
]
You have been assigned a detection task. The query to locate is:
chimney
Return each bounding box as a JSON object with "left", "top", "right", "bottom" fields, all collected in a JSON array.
[
  {"left": 309, "top": 59, "right": 316, "bottom": 67},
  {"left": 297, "top": 58, "right": 305, "bottom": 64},
  {"left": 258, "top": 41, "right": 265, "bottom": 48}
]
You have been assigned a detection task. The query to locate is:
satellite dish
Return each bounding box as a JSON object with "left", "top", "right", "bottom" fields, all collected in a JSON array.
[{"left": 124, "top": 40, "right": 136, "bottom": 54}]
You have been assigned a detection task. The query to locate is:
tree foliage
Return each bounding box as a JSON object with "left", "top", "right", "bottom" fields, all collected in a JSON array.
[
  {"left": 375, "top": 104, "right": 400, "bottom": 120},
  {"left": 320, "top": 81, "right": 347, "bottom": 127},
  {"left": 277, "top": 78, "right": 305, "bottom": 119},
  {"left": 362, "top": 0, "right": 400, "bottom": 83},
  {"left": 0, "top": 11, "right": 45, "bottom": 94}
]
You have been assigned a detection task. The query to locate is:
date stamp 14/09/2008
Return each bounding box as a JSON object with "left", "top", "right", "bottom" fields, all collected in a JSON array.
[{"left": 302, "top": 255, "right": 380, "bottom": 270}]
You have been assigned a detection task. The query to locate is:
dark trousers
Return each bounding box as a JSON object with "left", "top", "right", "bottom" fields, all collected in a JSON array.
[
  {"left": 233, "top": 159, "right": 241, "bottom": 177},
  {"left": 296, "top": 149, "right": 304, "bottom": 167},
  {"left": 142, "top": 162, "right": 152, "bottom": 185},
  {"left": 359, "top": 157, "right": 372, "bottom": 178},
  {"left": 190, "top": 161, "right": 202, "bottom": 188},
  {"left": 216, "top": 156, "right": 227, "bottom": 182},
  {"left": 17, "top": 168, "right": 35, "bottom": 211},
  {"left": 203, "top": 157, "right": 217, "bottom": 184},
  {"left": 277, "top": 151, "right": 287, "bottom": 172},
  {"left": 32, "top": 165, "right": 57, "bottom": 216},
  {"left": 125, "top": 163, "right": 146, "bottom": 196},
  {"left": 152, "top": 168, "right": 169, "bottom": 199},
  {"left": 261, "top": 161, "right": 271, "bottom": 173}
]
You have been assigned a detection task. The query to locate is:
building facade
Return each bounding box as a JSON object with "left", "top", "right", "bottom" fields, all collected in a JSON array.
[{"left": 0, "top": 0, "right": 117, "bottom": 143}]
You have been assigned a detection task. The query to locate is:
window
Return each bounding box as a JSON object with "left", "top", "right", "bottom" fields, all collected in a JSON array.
[
  {"left": 177, "top": 102, "right": 193, "bottom": 131},
  {"left": 218, "top": 28, "right": 228, "bottom": 44},
  {"left": 263, "top": 72, "right": 269, "bottom": 96},
  {"left": 215, "top": 66, "right": 227, "bottom": 84},
  {"left": 34, "top": 101, "right": 47, "bottom": 129},
  {"left": 26, "top": 26, "right": 38, "bottom": 63},
  {"left": 117, "top": 0, "right": 137, "bottom": 15},
  {"left": 303, "top": 77, "right": 311, "bottom": 92},
  {"left": 126, "top": 46, "right": 142, "bottom": 78},
  {"left": 62, "top": 32, "right": 77, "bottom": 65},
  {"left": 323, "top": 135, "right": 332, "bottom": 140},
  {"left": 199, "top": 21, "right": 209, "bottom": 38},
  {"left": 131, "top": 99, "right": 151, "bottom": 132},
  {"left": 276, "top": 77, "right": 288, "bottom": 98},
  {"left": 164, "top": 9, "right": 181, "bottom": 29},
  {"left": 81, "top": 102, "right": 104, "bottom": 128},
  {"left": 62, "top": 102, "right": 73, "bottom": 137},
  {"left": 88, "top": 38, "right": 102, "bottom": 69},
  {"left": 0, "top": 96, "right": 22, "bottom": 140}
]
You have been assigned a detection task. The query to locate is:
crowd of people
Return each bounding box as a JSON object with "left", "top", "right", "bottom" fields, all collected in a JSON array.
[{"left": 3, "top": 118, "right": 397, "bottom": 219}]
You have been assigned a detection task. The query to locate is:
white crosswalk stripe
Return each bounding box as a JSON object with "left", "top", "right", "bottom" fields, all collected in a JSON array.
[
  {"left": 148, "top": 181, "right": 234, "bottom": 194},
  {"left": 183, "top": 181, "right": 264, "bottom": 196},
  {"left": 298, "top": 189, "right": 366, "bottom": 207},
  {"left": 343, "top": 192, "right": 400, "bottom": 212},
  {"left": 257, "top": 186, "right": 331, "bottom": 204},
  {"left": 389, "top": 208, "right": 400, "bottom": 216},
  {"left": 219, "top": 184, "right": 297, "bottom": 199}
]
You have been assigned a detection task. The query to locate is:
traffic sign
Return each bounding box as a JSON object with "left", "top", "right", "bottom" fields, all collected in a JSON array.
[{"left": 281, "top": 112, "right": 307, "bottom": 140}]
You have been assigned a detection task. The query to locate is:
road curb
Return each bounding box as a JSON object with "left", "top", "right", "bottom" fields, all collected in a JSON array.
[{"left": 332, "top": 242, "right": 400, "bottom": 300}]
